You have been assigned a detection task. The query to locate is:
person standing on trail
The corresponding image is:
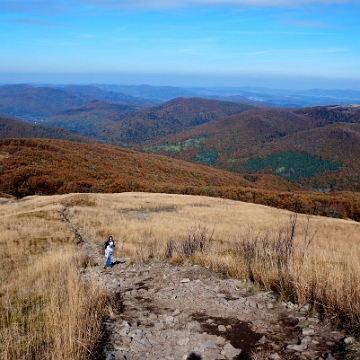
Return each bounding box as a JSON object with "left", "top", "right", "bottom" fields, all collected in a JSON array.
[
  {"left": 104, "top": 236, "right": 116, "bottom": 255},
  {"left": 105, "top": 240, "right": 113, "bottom": 267},
  {"left": 104, "top": 236, "right": 116, "bottom": 268}
]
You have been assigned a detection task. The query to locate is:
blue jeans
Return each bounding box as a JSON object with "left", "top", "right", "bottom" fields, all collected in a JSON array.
[{"left": 106, "top": 253, "right": 112, "bottom": 267}]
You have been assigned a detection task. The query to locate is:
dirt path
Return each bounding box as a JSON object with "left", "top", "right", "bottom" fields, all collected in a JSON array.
[{"left": 64, "top": 208, "right": 348, "bottom": 360}]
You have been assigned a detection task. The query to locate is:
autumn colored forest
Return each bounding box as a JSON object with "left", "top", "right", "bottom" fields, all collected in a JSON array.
[{"left": 1, "top": 138, "right": 360, "bottom": 221}]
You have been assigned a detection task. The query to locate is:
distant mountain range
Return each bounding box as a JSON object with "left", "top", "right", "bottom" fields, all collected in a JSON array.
[
  {"left": 193, "top": 86, "right": 360, "bottom": 108},
  {"left": 45, "top": 97, "right": 255, "bottom": 144},
  {"left": 1, "top": 83, "right": 360, "bottom": 195},
  {"left": 0, "top": 84, "right": 154, "bottom": 123},
  {"left": 61, "top": 85, "right": 154, "bottom": 107},
  {"left": 1, "top": 83, "right": 360, "bottom": 124}
]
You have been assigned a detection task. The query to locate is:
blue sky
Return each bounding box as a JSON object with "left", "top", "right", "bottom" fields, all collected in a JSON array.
[{"left": 1, "top": 0, "right": 360, "bottom": 89}]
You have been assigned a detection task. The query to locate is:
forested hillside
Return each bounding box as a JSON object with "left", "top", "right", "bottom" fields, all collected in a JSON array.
[
  {"left": 0, "top": 116, "right": 96, "bottom": 143},
  {"left": 44, "top": 97, "right": 255, "bottom": 143},
  {"left": 1, "top": 138, "right": 360, "bottom": 221},
  {"left": 0, "top": 84, "right": 92, "bottom": 122},
  {"left": 143, "top": 105, "right": 360, "bottom": 192}
]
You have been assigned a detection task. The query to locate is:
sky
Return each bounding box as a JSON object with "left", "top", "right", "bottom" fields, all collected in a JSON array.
[{"left": 1, "top": 0, "right": 360, "bottom": 90}]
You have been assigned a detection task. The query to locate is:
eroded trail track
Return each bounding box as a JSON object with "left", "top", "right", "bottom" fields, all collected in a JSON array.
[{"left": 64, "top": 209, "right": 347, "bottom": 360}]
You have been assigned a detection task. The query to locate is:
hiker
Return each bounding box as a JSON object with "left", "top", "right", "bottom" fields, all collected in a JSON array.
[
  {"left": 105, "top": 240, "right": 113, "bottom": 267},
  {"left": 104, "top": 235, "right": 116, "bottom": 255},
  {"left": 104, "top": 236, "right": 116, "bottom": 267}
]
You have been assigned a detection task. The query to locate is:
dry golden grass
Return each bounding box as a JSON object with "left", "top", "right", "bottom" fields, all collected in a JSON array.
[
  {"left": 0, "top": 194, "right": 105, "bottom": 360},
  {"left": 1, "top": 192, "right": 360, "bottom": 359},
  {"left": 70, "top": 192, "right": 360, "bottom": 331}
]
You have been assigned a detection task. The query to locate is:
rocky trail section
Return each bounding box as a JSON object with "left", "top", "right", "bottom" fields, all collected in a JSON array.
[{"left": 63, "top": 209, "right": 352, "bottom": 360}]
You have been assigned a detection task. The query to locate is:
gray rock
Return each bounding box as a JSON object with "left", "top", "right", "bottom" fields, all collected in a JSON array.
[
  {"left": 343, "top": 336, "right": 355, "bottom": 344},
  {"left": 300, "top": 336, "right": 312, "bottom": 344},
  {"left": 221, "top": 343, "right": 242, "bottom": 359},
  {"left": 200, "top": 340, "right": 217, "bottom": 351},
  {"left": 286, "top": 302, "right": 297, "bottom": 309},
  {"left": 308, "top": 317, "right": 320, "bottom": 324},
  {"left": 299, "top": 303, "right": 311, "bottom": 313},
  {"left": 301, "top": 328, "right": 315, "bottom": 335},
  {"left": 220, "top": 298, "right": 229, "bottom": 307},
  {"left": 133, "top": 330, "right": 152, "bottom": 347},
  {"left": 286, "top": 343, "right": 308, "bottom": 351},
  {"left": 245, "top": 300, "right": 257, "bottom": 308},
  {"left": 119, "top": 325, "right": 131, "bottom": 336}
]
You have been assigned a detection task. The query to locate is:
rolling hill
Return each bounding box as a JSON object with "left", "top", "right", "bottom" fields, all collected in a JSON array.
[
  {"left": 44, "top": 97, "right": 256, "bottom": 144},
  {"left": 0, "top": 84, "right": 93, "bottom": 122},
  {"left": 142, "top": 105, "right": 360, "bottom": 192},
  {"left": 45, "top": 100, "right": 138, "bottom": 139},
  {"left": 61, "top": 85, "right": 154, "bottom": 107},
  {"left": 0, "top": 116, "right": 96, "bottom": 143},
  {"left": 0, "top": 137, "right": 260, "bottom": 198},
  {"left": 95, "top": 84, "right": 200, "bottom": 102},
  {"left": 0, "top": 84, "right": 154, "bottom": 123}
]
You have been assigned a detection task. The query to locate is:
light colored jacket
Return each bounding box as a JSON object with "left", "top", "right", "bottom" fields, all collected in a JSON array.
[{"left": 105, "top": 243, "right": 113, "bottom": 258}]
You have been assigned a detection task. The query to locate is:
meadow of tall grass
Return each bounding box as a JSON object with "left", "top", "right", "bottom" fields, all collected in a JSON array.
[
  {"left": 71, "top": 192, "right": 360, "bottom": 333},
  {"left": 1, "top": 192, "right": 360, "bottom": 359},
  {"left": 0, "top": 195, "right": 105, "bottom": 360}
]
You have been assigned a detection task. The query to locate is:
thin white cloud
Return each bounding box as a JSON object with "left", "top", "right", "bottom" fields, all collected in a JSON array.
[
  {"left": 76, "top": 0, "right": 360, "bottom": 10},
  {"left": 4, "top": 0, "right": 358, "bottom": 13},
  {"left": 5, "top": 19, "right": 66, "bottom": 27},
  {"left": 283, "top": 19, "right": 339, "bottom": 28},
  {"left": 2, "top": 1, "right": 70, "bottom": 14}
]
